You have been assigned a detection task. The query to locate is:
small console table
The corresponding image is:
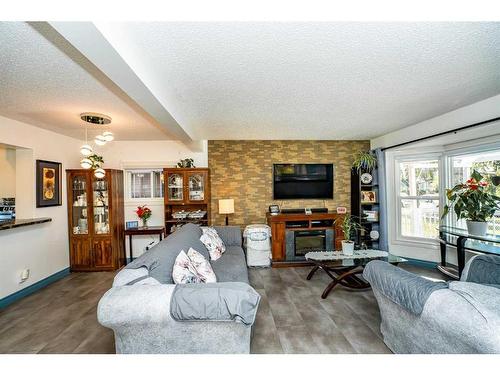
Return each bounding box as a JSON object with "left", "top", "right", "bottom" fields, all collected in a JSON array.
[
  {"left": 438, "top": 225, "right": 500, "bottom": 279},
  {"left": 124, "top": 226, "right": 166, "bottom": 264}
]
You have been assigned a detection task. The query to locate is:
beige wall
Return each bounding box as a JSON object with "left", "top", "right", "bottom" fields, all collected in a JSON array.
[
  {"left": 0, "top": 146, "right": 16, "bottom": 198},
  {"left": 208, "top": 140, "right": 370, "bottom": 226}
]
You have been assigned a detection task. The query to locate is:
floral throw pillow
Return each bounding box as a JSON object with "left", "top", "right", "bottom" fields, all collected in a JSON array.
[
  {"left": 187, "top": 248, "right": 217, "bottom": 283},
  {"left": 172, "top": 248, "right": 217, "bottom": 284},
  {"left": 200, "top": 227, "right": 226, "bottom": 261},
  {"left": 172, "top": 250, "right": 202, "bottom": 284}
]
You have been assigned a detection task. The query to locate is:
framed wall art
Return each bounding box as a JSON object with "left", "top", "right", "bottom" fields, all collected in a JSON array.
[
  {"left": 36, "top": 160, "right": 62, "bottom": 207},
  {"left": 361, "top": 190, "right": 377, "bottom": 203}
]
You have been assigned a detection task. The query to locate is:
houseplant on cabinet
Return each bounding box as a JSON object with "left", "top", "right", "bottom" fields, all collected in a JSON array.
[
  {"left": 352, "top": 151, "right": 377, "bottom": 172},
  {"left": 442, "top": 170, "right": 500, "bottom": 236},
  {"left": 336, "top": 214, "right": 365, "bottom": 255}
]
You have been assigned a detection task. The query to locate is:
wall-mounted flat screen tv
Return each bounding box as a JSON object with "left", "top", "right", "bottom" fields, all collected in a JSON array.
[{"left": 273, "top": 164, "right": 333, "bottom": 199}]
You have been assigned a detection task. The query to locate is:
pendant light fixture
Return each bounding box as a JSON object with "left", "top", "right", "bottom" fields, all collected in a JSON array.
[
  {"left": 94, "top": 134, "right": 107, "bottom": 146},
  {"left": 94, "top": 168, "right": 106, "bottom": 179},
  {"left": 80, "top": 158, "right": 93, "bottom": 169},
  {"left": 80, "top": 127, "right": 93, "bottom": 156},
  {"left": 102, "top": 131, "right": 114, "bottom": 142},
  {"left": 79, "top": 112, "right": 111, "bottom": 178}
]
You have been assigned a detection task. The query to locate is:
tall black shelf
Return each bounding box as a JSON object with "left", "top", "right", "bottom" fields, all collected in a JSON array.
[{"left": 351, "top": 166, "right": 380, "bottom": 250}]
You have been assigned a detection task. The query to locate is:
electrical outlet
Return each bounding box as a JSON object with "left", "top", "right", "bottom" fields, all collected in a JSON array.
[{"left": 20, "top": 268, "right": 30, "bottom": 283}]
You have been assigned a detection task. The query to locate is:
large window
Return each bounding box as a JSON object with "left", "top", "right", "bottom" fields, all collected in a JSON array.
[
  {"left": 126, "top": 170, "right": 164, "bottom": 200},
  {"left": 397, "top": 159, "right": 440, "bottom": 239},
  {"left": 449, "top": 149, "right": 500, "bottom": 235}
]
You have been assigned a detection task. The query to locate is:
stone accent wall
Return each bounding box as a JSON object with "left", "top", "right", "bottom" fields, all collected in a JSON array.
[{"left": 208, "top": 140, "right": 370, "bottom": 226}]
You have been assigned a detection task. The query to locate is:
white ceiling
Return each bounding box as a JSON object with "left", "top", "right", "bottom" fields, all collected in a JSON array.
[
  {"left": 0, "top": 22, "right": 169, "bottom": 141},
  {"left": 95, "top": 22, "right": 500, "bottom": 140},
  {"left": 2, "top": 22, "right": 500, "bottom": 142}
]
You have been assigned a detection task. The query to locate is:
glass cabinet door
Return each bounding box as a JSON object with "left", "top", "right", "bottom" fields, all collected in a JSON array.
[
  {"left": 188, "top": 172, "right": 205, "bottom": 202},
  {"left": 93, "top": 177, "right": 110, "bottom": 235},
  {"left": 71, "top": 174, "right": 89, "bottom": 235},
  {"left": 167, "top": 172, "right": 184, "bottom": 201}
]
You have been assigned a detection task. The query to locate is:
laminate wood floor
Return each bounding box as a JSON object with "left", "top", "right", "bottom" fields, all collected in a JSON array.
[{"left": 0, "top": 264, "right": 446, "bottom": 354}]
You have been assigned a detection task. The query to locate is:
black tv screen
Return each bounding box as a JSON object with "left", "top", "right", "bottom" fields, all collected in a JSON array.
[{"left": 273, "top": 164, "right": 333, "bottom": 199}]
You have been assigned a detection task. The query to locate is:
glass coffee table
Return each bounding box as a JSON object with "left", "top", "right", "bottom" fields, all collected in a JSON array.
[{"left": 305, "top": 249, "right": 407, "bottom": 299}]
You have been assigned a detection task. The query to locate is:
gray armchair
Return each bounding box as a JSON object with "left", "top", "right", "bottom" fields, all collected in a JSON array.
[{"left": 363, "top": 254, "right": 500, "bottom": 354}]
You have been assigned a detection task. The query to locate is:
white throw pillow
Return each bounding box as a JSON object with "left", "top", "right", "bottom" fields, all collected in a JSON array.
[
  {"left": 200, "top": 227, "right": 226, "bottom": 261},
  {"left": 172, "top": 248, "right": 217, "bottom": 284},
  {"left": 187, "top": 248, "right": 217, "bottom": 283},
  {"left": 172, "top": 250, "right": 202, "bottom": 284}
]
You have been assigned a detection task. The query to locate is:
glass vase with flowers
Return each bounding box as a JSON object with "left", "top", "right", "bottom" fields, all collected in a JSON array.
[{"left": 135, "top": 205, "right": 152, "bottom": 228}]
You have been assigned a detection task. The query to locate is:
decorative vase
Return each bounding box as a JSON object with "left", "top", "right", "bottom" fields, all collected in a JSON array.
[
  {"left": 466, "top": 220, "right": 487, "bottom": 236},
  {"left": 341, "top": 241, "right": 355, "bottom": 255},
  {"left": 142, "top": 218, "right": 148, "bottom": 228}
]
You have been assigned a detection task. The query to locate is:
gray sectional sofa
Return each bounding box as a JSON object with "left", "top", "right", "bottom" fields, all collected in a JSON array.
[
  {"left": 97, "top": 223, "right": 260, "bottom": 354},
  {"left": 364, "top": 254, "right": 500, "bottom": 354}
]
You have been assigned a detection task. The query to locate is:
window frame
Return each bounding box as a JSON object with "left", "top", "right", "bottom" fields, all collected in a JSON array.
[
  {"left": 443, "top": 142, "right": 500, "bottom": 232},
  {"left": 125, "top": 168, "right": 164, "bottom": 203},
  {"left": 391, "top": 152, "right": 444, "bottom": 247}
]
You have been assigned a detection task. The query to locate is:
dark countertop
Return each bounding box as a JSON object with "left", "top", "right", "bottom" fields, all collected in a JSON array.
[{"left": 0, "top": 217, "right": 52, "bottom": 231}]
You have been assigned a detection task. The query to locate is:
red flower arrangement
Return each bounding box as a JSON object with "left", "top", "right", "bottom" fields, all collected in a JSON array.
[
  {"left": 466, "top": 178, "right": 488, "bottom": 191},
  {"left": 135, "top": 205, "right": 152, "bottom": 227},
  {"left": 442, "top": 170, "right": 500, "bottom": 223}
]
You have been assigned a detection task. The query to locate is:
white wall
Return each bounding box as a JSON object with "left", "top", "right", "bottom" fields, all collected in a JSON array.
[
  {"left": 0, "top": 116, "right": 81, "bottom": 300},
  {"left": 97, "top": 140, "right": 208, "bottom": 170},
  {"left": 0, "top": 146, "right": 16, "bottom": 198},
  {"left": 374, "top": 94, "right": 500, "bottom": 263},
  {"left": 98, "top": 140, "right": 208, "bottom": 259},
  {"left": 0, "top": 117, "right": 209, "bottom": 299}
]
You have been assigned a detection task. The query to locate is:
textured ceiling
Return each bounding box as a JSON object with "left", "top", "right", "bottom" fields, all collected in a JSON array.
[
  {"left": 2, "top": 22, "right": 500, "bottom": 142},
  {"left": 0, "top": 22, "right": 169, "bottom": 141},
  {"left": 95, "top": 22, "right": 500, "bottom": 140}
]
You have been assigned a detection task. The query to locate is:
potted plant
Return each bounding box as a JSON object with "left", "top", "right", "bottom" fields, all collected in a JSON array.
[
  {"left": 441, "top": 170, "right": 500, "bottom": 236},
  {"left": 177, "top": 158, "right": 195, "bottom": 168},
  {"left": 352, "top": 151, "right": 377, "bottom": 172},
  {"left": 135, "top": 205, "right": 152, "bottom": 228},
  {"left": 336, "top": 214, "right": 364, "bottom": 255}
]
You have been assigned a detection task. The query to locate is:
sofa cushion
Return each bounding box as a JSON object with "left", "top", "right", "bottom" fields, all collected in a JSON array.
[
  {"left": 125, "top": 223, "right": 209, "bottom": 284},
  {"left": 173, "top": 250, "right": 204, "bottom": 284},
  {"left": 363, "top": 260, "right": 448, "bottom": 315},
  {"left": 211, "top": 246, "right": 249, "bottom": 283},
  {"left": 200, "top": 227, "right": 226, "bottom": 261},
  {"left": 213, "top": 226, "right": 242, "bottom": 247},
  {"left": 223, "top": 245, "right": 245, "bottom": 257},
  {"left": 187, "top": 248, "right": 217, "bottom": 283},
  {"left": 170, "top": 282, "right": 260, "bottom": 325},
  {"left": 448, "top": 281, "right": 500, "bottom": 323},
  {"left": 126, "top": 276, "right": 161, "bottom": 286},
  {"left": 462, "top": 254, "right": 500, "bottom": 284}
]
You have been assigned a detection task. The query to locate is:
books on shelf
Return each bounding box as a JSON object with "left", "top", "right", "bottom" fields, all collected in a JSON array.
[{"left": 363, "top": 210, "right": 378, "bottom": 222}]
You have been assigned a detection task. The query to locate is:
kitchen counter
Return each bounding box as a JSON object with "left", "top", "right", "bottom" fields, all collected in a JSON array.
[{"left": 0, "top": 217, "right": 52, "bottom": 231}]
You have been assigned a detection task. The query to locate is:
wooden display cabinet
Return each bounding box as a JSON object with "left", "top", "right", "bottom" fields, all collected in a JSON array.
[
  {"left": 164, "top": 168, "right": 210, "bottom": 235},
  {"left": 66, "top": 169, "right": 125, "bottom": 271}
]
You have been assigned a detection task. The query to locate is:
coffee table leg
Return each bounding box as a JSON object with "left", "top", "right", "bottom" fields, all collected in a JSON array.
[
  {"left": 307, "top": 265, "right": 320, "bottom": 280},
  {"left": 340, "top": 273, "right": 370, "bottom": 289},
  {"left": 322, "top": 279, "right": 340, "bottom": 299},
  {"left": 321, "top": 267, "right": 369, "bottom": 299}
]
